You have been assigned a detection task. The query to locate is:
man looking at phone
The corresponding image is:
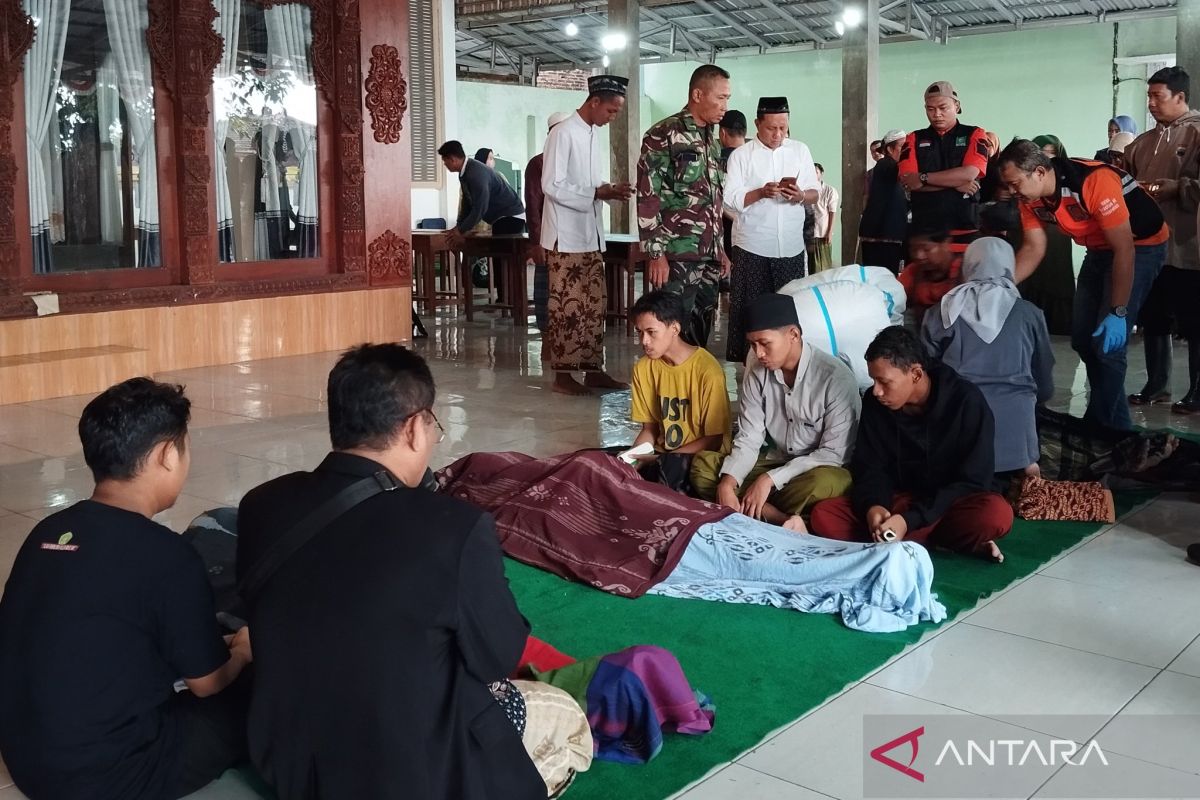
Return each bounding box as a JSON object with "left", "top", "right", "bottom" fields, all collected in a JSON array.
[
  {"left": 722, "top": 96, "right": 820, "bottom": 362},
  {"left": 542, "top": 74, "right": 635, "bottom": 395},
  {"left": 809, "top": 326, "right": 1013, "bottom": 562}
]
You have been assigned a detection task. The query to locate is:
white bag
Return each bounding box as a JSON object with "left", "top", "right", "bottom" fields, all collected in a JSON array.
[
  {"left": 777, "top": 279, "right": 894, "bottom": 390},
  {"left": 781, "top": 264, "right": 906, "bottom": 324}
]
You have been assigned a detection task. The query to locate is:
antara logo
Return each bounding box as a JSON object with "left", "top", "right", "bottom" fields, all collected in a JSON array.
[
  {"left": 870, "top": 726, "right": 925, "bottom": 782},
  {"left": 870, "top": 726, "right": 1108, "bottom": 782},
  {"left": 934, "top": 738, "right": 1108, "bottom": 768}
]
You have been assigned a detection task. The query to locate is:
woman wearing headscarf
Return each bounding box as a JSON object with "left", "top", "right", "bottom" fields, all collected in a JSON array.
[
  {"left": 1015, "top": 134, "right": 1075, "bottom": 335},
  {"left": 1094, "top": 115, "right": 1139, "bottom": 162},
  {"left": 923, "top": 237, "right": 1055, "bottom": 475}
]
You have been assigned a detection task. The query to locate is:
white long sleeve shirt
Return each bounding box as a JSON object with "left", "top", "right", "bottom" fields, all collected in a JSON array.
[
  {"left": 719, "top": 341, "right": 861, "bottom": 488},
  {"left": 540, "top": 112, "right": 606, "bottom": 253},
  {"left": 724, "top": 137, "right": 819, "bottom": 258}
]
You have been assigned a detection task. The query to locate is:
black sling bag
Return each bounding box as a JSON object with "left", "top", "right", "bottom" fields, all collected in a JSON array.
[{"left": 238, "top": 470, "right": 400, "bottom": 603}]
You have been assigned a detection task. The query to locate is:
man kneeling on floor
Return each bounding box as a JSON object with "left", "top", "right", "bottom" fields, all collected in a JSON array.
[
  {"left": 810, "top": 326, "right": 1013, "bottom": 561},
  {"left": 692, "top": 293, "right": 859, "bottom": 531},
  {"left": 0, "top": 378, "right": 252, "bottom": 800},
  {"left": 629, "top": 289, "right": 732, "bottom": 485},
  {"left": 236, "top": 343, "right": 544, "bottom": 800}
]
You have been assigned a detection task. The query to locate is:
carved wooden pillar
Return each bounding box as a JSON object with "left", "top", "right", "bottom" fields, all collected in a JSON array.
[
  {"left": 359, "top": 0, "right": 411, "bottom": 287},
  {"left": 147, "top": 0, "right": 223, "bottom": 284},
  {"left": 0, "top": 0, "right": 33, "bottom": 296}
]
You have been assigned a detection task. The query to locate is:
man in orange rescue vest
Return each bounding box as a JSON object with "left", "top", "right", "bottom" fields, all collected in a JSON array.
[{"left": 998, "top": 138, "right": 1168, "bottom": 431}]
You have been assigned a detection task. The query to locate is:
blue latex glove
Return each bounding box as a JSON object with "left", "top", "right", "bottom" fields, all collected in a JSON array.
[{"left": 1092, "top": 313, "right": 1128, "bottom": 354}]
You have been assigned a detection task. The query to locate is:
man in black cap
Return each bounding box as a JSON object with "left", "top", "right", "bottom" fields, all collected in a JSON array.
[
  {"left": 722, "top": 96, "right": 821, "bottom": 362},
  {"left": 541, "top": 75, "right": 634, "bottom": 395},
  {"left": 691, "top": 293, "right": 859, "bottom": 531}
]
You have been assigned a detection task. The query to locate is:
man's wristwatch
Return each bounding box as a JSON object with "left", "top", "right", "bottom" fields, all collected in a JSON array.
[
  {"left": 919, "top": 172, "right": 929, "bottom": 186},
  {"left": 1111, "top": 305, "right": 1128, "bottom": 318}
]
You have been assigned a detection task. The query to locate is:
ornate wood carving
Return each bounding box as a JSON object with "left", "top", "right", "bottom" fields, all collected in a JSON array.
[
  {"left": 147, "top": 0, "right": 224, "bottom": 284},
  {"left": 334, "top": 0, "right": 365, "bottom": 275},
  {"left": 0, "top": 0, "right": 34, "bottom": 293},
  {"left": 367, "top": 229, "right": 410, "bottom": 284},
  {"left": 364, "top": 44, "right": 406, "bottom": 144}
]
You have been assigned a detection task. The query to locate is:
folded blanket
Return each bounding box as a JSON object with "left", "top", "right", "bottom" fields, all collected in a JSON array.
[
  {"left": 437, "top": 451, "right": 732, "bottom": 597},
  {"left": 534, "top": 645, "right": 714, "bottom": 764}
]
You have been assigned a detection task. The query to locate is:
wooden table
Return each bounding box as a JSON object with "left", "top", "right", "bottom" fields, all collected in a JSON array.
[
  {"left": 459, "top": 234, "right": 530, "bottom": 323},
  {"left": 411, "top": 231, "right": 460, "bottom": 312},
  {"left": 603, "top": 233, "right": 647, "bottom": 334}
]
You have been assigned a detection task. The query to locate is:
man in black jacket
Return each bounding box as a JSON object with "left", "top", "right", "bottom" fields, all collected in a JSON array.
[
  {"left": 236, "top": 344, "right": 543, "bottom": 800},
  {"left": 810, "top": 326, "right": 1013, "bottom": 562},
  {"left": 439, "top": 139, "right": 526, "bottom": 249}
]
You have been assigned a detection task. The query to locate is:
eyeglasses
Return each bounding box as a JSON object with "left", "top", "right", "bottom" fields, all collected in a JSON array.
[{"left": 426, "top": 409, "right": 446, "bottom": 444}]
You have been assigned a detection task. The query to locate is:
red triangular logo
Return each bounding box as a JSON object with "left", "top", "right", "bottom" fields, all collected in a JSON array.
[{"left": 869, "top": 725, "right": 925, "bottom": 782}]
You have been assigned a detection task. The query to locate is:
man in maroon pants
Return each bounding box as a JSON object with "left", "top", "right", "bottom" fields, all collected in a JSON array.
[{"left": 809, "top": 326, "right": 1013, "bottom": 562}]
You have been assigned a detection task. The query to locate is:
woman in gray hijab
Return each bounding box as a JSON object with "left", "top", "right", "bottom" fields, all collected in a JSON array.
[{"left": 922, "top": 237, "right": 1056, "bottom": 475}]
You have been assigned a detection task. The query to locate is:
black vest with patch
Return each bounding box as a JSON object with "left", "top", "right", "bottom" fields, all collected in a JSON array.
[
  {"left": 1050, "top": 157, "right": 1165, "bottom": 241},
  {"left": 909, "top": 123, "right": 984, "bottom": 232}
]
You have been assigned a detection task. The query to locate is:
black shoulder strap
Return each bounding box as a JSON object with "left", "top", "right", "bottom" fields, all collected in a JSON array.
[{"left": 239, "top": 470, "right": 400, "bottom": 603}]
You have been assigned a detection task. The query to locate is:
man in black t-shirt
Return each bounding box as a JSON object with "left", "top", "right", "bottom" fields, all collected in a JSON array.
[{"left": 0, "top": 378, "right": 252, "bottom": 800}]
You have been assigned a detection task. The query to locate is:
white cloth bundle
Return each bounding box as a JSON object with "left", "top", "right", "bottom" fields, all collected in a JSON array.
[
  {"left": 777, "top": 278, "right": 894, "bottom": 390},
  {"left": 781, "top": 264, "right": 906, "bottom": 324}
]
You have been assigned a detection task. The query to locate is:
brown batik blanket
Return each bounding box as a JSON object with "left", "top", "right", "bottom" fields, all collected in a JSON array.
[{"left": 436, "top": 450, "right": 732, "bottom": 598}]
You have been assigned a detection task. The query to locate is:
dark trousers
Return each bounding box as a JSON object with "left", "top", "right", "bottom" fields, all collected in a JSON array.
[
  {"left": 661, "top": 259, "right": 722, "bottom": 347},
  {"left": 491, "top": 216, "right": 526, "bottom": 235},
  {"left": 165, "top": 670, "right": 252, "bottom": 799},
  {"left": 1071, "top": 243, "right": 1166, "bottom": 430},
  {"left": 1137, "top": 264, "right": 1200, "bottom": 339},
  {"left": 809, "top": 492, "right": 1013, "bottom": 555},
  {"left": 860, "top": 241, "right": 903, "bottom": 275},
  {"left": 726, "top": 247, "right": 807, "bottom": 362}
]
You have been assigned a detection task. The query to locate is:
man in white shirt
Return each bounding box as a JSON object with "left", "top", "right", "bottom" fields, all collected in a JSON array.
[
  {"left": 723, "top": 97, "right": 820, "bottom": 362},
  {"left": 691, "top": 293, "right": 859, "bottom": 531},
  {"left": 541, "top": 75, "right": 635, "bottom": 395},
  {"left": 807, "top": 164, "right": 840, "bottom": 272}
]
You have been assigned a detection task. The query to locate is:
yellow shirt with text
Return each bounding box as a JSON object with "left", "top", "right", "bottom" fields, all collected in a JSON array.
[{"left": 630, "top": 348, "right": 732, "bottom": 453}]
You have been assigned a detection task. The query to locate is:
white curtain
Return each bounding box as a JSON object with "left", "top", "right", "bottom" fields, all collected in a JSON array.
[
  {"left": 265, "top": 3, "right": 316, "bottom": 257},
  {"left": 213, "top": 0, "right": 239, "bottom": 262},
  {"left": 97, "top": 59, "right": 123, "bottom": 243},
  {"left": 253, "top": 117, "right": 283, "bottom": 260},
  {"left": 102, "top": 0, "right": 159, "bottom": 267},
  {"left": 22, "top": 0, "right": 70, "bottom": 274}
]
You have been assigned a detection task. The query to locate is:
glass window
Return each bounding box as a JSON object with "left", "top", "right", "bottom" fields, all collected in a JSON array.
[
  {"left": 24, "top": 0, "right": 161, "bottom": 273},
  {"left": 212, "top": 0, "right": 319, "bottom": 263}
]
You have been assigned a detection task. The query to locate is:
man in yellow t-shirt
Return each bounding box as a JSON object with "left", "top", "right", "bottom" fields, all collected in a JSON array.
[{"left": 629, "top": 291, "right": 732, "bottom": 459}]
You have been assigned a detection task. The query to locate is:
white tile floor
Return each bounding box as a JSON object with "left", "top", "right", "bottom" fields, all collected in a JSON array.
[{"left": 0, "top": 306, "right": 1198, "bottom": 800}]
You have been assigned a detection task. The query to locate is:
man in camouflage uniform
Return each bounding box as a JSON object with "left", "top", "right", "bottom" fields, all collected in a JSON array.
[{"left": 637, "top": 64, "right": 732, "bottom": 347}]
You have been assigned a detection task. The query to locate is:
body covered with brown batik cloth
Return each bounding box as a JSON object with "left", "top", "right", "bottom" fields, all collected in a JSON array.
[{"left": 436, "top": 451, "right": 732, "bottom": 597}]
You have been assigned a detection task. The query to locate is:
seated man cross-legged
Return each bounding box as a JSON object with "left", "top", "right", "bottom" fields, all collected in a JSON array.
[
  {"left": 810, "top": 326, "right": 1014, "bottom": 561},
  {"left": 629, "top": 290, "right": 733, "bottom": 478},
  {"left": 0, "top": 378, "right": 252, "bottom": 800},
  {"left": 692, "top": 293, "right": 859, "bottom": 531}
]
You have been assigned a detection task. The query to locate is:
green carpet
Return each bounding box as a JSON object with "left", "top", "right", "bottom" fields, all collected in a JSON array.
[{"left": 510, "top": 491, "right": 1156, "bottom": 800}]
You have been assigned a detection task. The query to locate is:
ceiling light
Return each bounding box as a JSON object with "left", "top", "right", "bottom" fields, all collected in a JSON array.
[
  {"left": 834, "top": 20, "right": 845, "bottom": 35},
  {"left": 602, "top": 54, "right": 611, "bottom": 67},
  {"left": 842, "top": 6, "right": 864, "bottom": 27},
  {"left": 601, "top": 31, "right": 627, "bottom": 51},
  {"left": 565, "top": 21, "right": 579, "bottom": 36}
]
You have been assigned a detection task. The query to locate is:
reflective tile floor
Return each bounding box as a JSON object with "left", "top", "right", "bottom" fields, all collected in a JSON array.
[{"left": 1, "top": 306, "right": 1199, "bottom": 799}]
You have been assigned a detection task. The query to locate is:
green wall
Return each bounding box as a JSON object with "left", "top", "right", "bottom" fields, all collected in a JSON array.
[
  {"left": 451, "top": 18, "right": 1176, "bottom": 251},
  {"left": 642, "top": 18, "right": 1176, "bottom": 255}
]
